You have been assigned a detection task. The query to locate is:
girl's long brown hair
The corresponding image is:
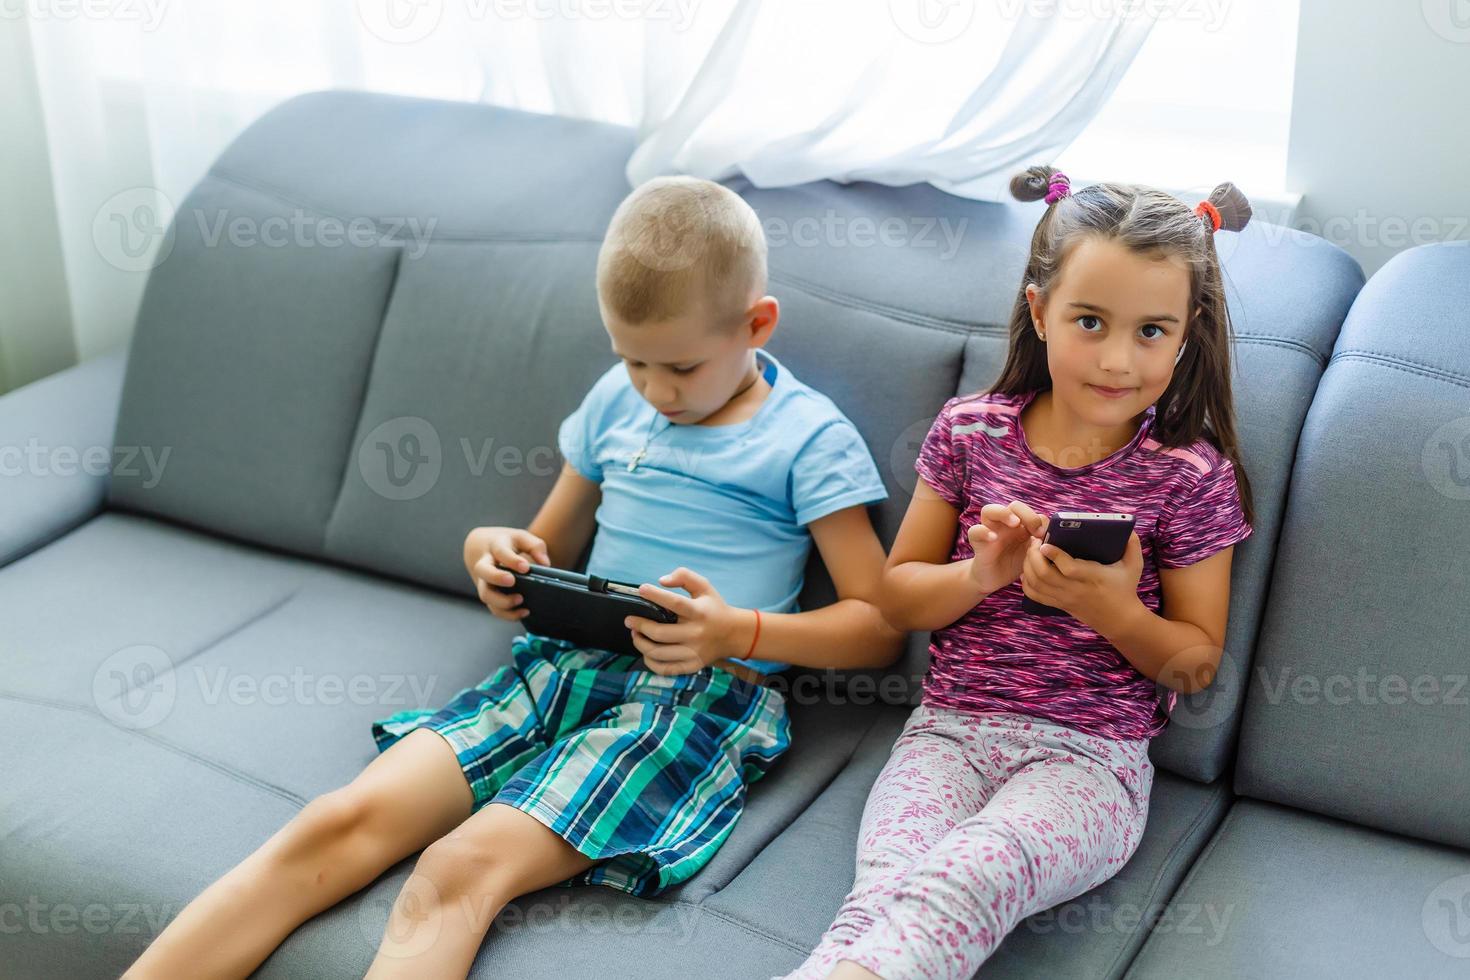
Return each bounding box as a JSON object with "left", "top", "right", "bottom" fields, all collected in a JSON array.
[{"left": 988, "top": 164, "right": 1256, "bottom": 528}]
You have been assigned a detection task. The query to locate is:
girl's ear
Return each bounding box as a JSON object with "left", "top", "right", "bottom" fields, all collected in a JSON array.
[{"left": 1025, "top": 283, "right": 1044, "bottom": 332}]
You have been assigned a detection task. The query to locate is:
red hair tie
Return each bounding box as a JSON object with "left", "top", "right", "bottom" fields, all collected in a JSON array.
[{"left": 1195, "top": 200, "right": 1222, "bottom": 233}]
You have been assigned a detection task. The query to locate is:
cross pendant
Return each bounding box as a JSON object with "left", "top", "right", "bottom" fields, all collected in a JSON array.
[{"left": 627, "top": 446, "right": 647, "bottom": 472}]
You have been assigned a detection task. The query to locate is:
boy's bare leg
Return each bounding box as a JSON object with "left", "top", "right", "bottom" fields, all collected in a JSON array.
[
  {"left": 124, "top": 729, "right": 473, "bottom": 980},
  {"left": 364, "top": 802, "right": 597, "bottom": 979}
]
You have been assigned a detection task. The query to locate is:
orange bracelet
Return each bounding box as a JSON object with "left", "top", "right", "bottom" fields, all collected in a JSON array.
[{"left": 743, "top": 608, "right": 762, "bottom": 659}]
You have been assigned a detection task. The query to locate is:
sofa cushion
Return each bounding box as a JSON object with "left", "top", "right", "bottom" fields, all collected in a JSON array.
[
  {"left": 1235, "top": 242, "right": 1470, "bottom": 848},
  {"left": 0, "top": 348, "right": 125, "bottom": 569},
  {"left": 0, "top": 696, "right": 306, "bottom": 979},
  {"left": 107, "top": 170, "right": 402, "bottom": 557},
  {"left": 0, "top": 510, "right": 896, "bottom": 895},
  {"left": 0, "top": 695, "right": 814, "bottom": 980},
  {"left": 320, "top": 239, "right": 616, "bottom": 594},
  {"left": 1123, "top": 798, "right": 1470, "bottom": 979},
  {"left": 706, "top": 704, "right": 1233, "bottom": 979}
]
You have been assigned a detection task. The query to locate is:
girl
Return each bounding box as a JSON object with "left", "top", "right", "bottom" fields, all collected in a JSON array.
[{"left": 782, "top": 166, "right": 1257, "bottom": 979}]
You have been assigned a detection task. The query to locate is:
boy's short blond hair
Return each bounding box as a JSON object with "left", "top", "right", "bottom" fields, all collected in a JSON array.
[{"left": 596, "top": 176, "right": 767, "bottom": 327}]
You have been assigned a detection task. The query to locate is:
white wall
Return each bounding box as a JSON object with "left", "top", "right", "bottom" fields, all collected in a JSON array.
[
  {"left": 1287, "top": 0, "right": 1470, "bottom": 277},
  {"left": 0, "top": 18, "right": 77, "bottom": 392}
]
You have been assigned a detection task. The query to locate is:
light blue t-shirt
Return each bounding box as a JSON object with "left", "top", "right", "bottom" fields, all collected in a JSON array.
[{"left": 558, "top": 348, "right": 887, "bottom": 674}]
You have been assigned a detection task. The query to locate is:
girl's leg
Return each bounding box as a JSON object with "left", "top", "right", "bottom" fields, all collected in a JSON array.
[
  {"left": 364, "top": 802, "right": 596, "bottom": 978},
  {"left": 123, "top": 728, "right": 474, "bottom": 980},
  {"left": 834, "top": 724, "right": 1153, "bottom": 980},
  {"left": 778, "top": 707, "right": 998, "bottom": 980}
]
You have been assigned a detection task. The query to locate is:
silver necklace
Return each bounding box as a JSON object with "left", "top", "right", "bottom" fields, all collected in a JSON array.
[{"left": 626, "top": 360, "right": 765, "bottom": 473}]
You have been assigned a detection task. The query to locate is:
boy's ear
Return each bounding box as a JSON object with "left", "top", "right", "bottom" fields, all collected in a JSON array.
[{"left": 747, "top": 295, "right": 779, "bottom": 347}]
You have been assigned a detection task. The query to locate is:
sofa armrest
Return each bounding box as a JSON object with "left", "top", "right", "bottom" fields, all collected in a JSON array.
[{"left": 0, "top": 347, "right": 127, "bottom": 567}]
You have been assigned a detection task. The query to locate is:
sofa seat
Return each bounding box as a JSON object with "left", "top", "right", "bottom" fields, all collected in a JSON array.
[{"left": 1124, "top": 798, "right": 1470, "bottom": 977}]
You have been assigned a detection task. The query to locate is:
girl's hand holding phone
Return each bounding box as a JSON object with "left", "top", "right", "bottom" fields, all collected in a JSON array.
[
  {"left": 1021, "top": 528, "right": 1145, "bottom": 630},
  {"left": 966, "top": 501, "right": 1050, "bottom": 595}
]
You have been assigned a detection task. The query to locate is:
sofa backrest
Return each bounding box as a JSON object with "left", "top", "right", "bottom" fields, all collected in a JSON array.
[
  {"left": 1235, "top": 241, "right": 1470, "bottom": 847},
  {"left": 110, "top": 89, "right": 1363, "bottom": 785}
]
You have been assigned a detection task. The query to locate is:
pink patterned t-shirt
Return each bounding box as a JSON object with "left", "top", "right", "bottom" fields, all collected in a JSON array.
[{"left": 914, "top": 387, "right": 1254, "bottom": 741}]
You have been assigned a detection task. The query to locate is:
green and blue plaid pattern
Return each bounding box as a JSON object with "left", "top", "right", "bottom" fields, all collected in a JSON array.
[{"left": 372, "top": 632, "right": 791, "bottom": 896}]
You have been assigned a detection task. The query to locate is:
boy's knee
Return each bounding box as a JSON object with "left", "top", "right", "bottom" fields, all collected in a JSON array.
[
  {"left": 285, "top": 788, "right": 379, "bottom": 855},
  {"left": 412, "top": 828, "right": 513, "bottom": 900}
]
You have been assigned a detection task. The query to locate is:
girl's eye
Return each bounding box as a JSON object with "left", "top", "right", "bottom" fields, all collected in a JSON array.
[
  {"left": 1076, "top": 315, "right": 1102, "bottom": 332},
  {"left": 671, "top": 364, "right": 698, "bottom": 375},
  {"left": 1140, "top": 324, "right": 1165, "bottom": 340}
]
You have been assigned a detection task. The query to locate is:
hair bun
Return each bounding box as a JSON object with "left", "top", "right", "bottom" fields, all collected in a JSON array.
[
  {"left": 1205, "top": 182, "right": 1252, "bottom": 233},
  {"left": 1010, "top": 165, "right": 1058, "bottom": 204}
]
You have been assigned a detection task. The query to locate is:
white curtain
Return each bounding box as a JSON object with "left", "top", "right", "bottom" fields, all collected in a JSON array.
[{"left": 16, "top": 0, "right": 1161, "bottom": 371}]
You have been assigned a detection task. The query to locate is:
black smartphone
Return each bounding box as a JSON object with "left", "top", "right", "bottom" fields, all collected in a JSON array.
[
  {"left": 1021, "top": 512, "right": 1136, "bottom": 617},
  {"left": 495, "top": 564, "right": 677, "bottom": 657}
]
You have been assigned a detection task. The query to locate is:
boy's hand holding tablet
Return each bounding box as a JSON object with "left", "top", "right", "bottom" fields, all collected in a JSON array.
[{"left": 464, "top": 525, "right": 551, "bottom": 621}]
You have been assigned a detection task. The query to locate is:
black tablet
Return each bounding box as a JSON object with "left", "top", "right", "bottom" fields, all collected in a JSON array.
[{"left": 495, "top": 564, "right": 678, "bottom": 657}]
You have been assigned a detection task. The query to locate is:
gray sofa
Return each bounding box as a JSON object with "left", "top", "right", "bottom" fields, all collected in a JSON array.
[{"left": 3, "top": 90, "right": 1468, "bottom": 979}]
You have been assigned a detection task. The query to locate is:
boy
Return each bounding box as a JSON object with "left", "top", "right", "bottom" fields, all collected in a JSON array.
[{"left": 126, "top": 176, "right": 902, "bottom": 980}]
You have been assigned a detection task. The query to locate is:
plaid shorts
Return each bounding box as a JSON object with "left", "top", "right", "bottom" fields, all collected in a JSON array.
[{"left": 370, "top": 633, "right": 791, "bottom": 897}]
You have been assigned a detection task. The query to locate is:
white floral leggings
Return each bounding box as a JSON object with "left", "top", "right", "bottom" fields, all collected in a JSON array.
[{"left": 776, "top": 702, "right": 1154, "bottom": 980}]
